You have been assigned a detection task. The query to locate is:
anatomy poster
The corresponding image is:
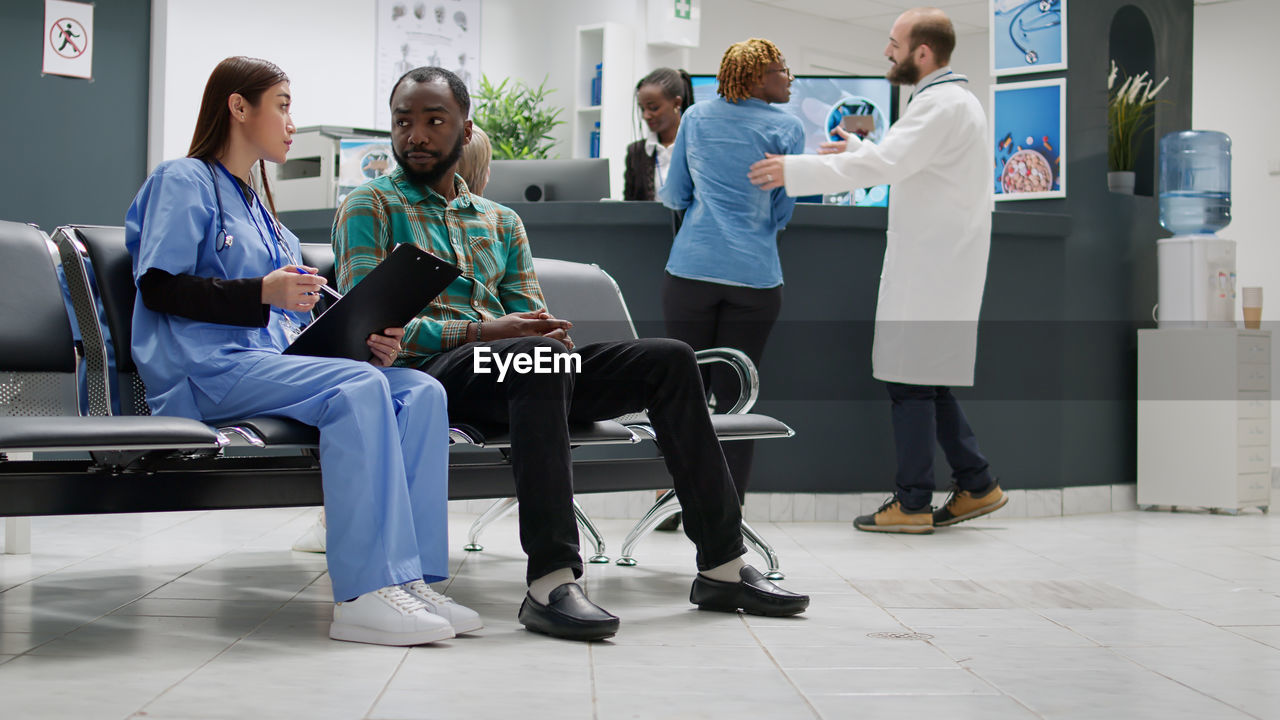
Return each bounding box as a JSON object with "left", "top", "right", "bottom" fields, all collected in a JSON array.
[
  {"left": 375, "top": 0, "right": 480, "bottom": 130},
  {"left": 992, "top": 79, "right": 1065, "bottom": 201},
  {"left": 990, "top": 0, "right": 1066, "bottom": 77}
]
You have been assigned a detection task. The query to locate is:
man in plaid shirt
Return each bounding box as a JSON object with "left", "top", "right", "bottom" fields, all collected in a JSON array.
[{"left": 333, "top": 68, "right": 808, "bottom": 641}]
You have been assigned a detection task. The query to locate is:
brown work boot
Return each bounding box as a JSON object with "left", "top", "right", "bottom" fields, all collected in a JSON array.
[
  {"left": 854, "top": 497, "right": 934, "bottom": 534},
  {"left": 933, "top": 480, "right": 1007, "bottom": 527}
]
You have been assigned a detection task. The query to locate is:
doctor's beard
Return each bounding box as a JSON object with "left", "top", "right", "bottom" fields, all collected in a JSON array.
[
  {"left": 887, "top": 54, "right": 921, "bottom": 86},
  {"left": 394, "top": 130, "right": 466, "bottom": 188}
]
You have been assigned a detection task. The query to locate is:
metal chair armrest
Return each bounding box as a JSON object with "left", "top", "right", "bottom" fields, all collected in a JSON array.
[
  {"left": 216, "top": 426, "right": 265, "bottom": 448},
  {"left": 449, "top": 427, "right": 483, "bottom": 446},
  {"left": 693, "top": 347, "right": 760, "bottom": 414}
]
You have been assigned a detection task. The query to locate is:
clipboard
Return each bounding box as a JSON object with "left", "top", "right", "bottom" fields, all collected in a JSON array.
[
  {"left": 283, "top": 243, "right": 462, "bottom": 361},
  {"left": 840, "top": 115, "right": 875, "bottom": 137}
]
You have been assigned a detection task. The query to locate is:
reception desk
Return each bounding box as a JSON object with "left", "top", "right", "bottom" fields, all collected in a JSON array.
[{"left": 282, "top": 202, "right": 1076, "bottom": 493}]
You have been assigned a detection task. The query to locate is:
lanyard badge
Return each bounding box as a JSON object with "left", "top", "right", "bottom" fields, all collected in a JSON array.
[{"left": 279, "top": 312, "right": 304, "bottom": 344}]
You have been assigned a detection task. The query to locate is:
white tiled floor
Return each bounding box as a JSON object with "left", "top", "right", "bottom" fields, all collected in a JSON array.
[{"left": 1, "top": 505, "right": 1278, "bottom": 719}]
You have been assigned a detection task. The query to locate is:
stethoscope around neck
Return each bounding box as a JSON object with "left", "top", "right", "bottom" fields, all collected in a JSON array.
[
  {"left": 207, "top": 161, "right": 291, "bottom": 267},
  {"left": 915, "top": 71, "right": 966, "bottom": 95}
]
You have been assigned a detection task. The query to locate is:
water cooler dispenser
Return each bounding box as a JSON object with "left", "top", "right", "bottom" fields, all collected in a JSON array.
[
  {"left": 1156, "top": 130, "right": 1234, "bottom": 327},
  {"left": 1138, "top": 130, "right": 1269, "bottom": 513}
]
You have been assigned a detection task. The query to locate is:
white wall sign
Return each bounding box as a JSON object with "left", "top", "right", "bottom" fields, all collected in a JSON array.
[
  {"left": 646, "top": 0, "right": 699, "bottom": 48},
  {"left": 43, "top": 0, "right": 94, "bottom": 80},
  {"left": 375, "top": 0, "right": 481, "bottom": 130}
]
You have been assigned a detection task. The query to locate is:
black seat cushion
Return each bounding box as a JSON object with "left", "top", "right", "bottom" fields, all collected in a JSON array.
[
  {"left": 222, "top": 417, "right": 639, "bottom": 450},
  {"left": 230, "top": 416, "right": 321, "bottom": 446},
  {"left": 450, "top": 420, "right": 636, "bottom": 448},
  {"left": 0, "top": 416, "right": 221, "bottom": 452},
  {"left": 709, "top": 414, "right": 795, "bottom": 441}
]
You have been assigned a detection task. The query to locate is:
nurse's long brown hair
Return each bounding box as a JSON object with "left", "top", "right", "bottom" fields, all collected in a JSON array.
[{"left": 187, "top": 56, "right": 288, "bottom": 215}]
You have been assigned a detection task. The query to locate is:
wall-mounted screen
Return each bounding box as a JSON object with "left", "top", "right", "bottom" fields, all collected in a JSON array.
[{"left": 690, "top": 75, "right": 899, "bottom": 206}]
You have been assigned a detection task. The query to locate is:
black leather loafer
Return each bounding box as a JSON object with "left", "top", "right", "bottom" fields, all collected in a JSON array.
[
  {"left": 518, "top": 582, "right": 620, "bottom": 641},
  {"left": 690, "top": 565, "right": 809, "bottom": 617}
]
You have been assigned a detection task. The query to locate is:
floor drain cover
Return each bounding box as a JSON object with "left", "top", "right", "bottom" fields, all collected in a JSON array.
[{"left": 867, "top": 631, "right": 934, "bottom": 641}]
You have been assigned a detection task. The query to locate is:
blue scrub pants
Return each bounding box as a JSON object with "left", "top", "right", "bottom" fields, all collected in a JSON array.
[{"left": 195, "top": 353, "right": 450, "bottom": 602}]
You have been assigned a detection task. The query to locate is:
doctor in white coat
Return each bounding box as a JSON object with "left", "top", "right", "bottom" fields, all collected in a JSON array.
[{"left": 748, "top": 7, "right": 1007, "bottom": 534}]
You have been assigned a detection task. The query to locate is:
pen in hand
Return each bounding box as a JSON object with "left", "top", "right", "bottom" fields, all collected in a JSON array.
[{"left": 295, "top": 266, "right": 344, "bottom": 301}]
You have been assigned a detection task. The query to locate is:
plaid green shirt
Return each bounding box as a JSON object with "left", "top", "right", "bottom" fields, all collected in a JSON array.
[{"left": 331, "top": 168, "right": 546, "bottom": 366}]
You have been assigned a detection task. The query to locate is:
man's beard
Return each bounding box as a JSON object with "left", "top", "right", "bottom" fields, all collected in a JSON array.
[
  {"left": 886, "top": 53, "right": 921, "bottom": 86},
  {"left": 394, "top": 131, "right": 466, "bottom": 187}
]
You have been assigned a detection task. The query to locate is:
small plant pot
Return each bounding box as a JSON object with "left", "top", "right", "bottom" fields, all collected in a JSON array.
[{"left": 1107, "top": 171, "right": 1136, "bottom": 194}]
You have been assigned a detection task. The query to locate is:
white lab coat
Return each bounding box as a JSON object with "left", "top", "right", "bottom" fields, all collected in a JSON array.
[{"left": 784, "top": 75, "right": 991, "bottom": 386}]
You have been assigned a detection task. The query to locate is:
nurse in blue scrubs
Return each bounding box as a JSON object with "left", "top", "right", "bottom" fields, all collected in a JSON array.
[{"left": 126, "top": 56, "right": 480, "bottom": 646}]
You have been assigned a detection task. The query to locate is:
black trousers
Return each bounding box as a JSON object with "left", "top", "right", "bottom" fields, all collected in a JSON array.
[
  {"left": 421, "top": 336, "right": 747, "bottom": 584},
  {"left": 885, "top": 382, "right": 993, "bottom": 510},
  {"left": 661, "top": 273, "right": 783, "bottom": 500}
]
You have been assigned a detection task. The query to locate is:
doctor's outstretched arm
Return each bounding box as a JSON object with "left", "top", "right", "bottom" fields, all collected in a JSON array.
[{"left": 749, "top": 97, "right": 952, "bottom": 196}]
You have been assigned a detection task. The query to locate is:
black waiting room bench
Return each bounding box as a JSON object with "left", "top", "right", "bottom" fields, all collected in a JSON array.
[{"left": 0, "top": 220, "right": 794, "bottom": 577}]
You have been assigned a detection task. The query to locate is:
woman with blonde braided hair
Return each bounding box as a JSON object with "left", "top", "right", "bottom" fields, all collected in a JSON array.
[
  {"left": 657, "top": 38, "right": 803, "bottom": 515},
  {"left": 717, "top": 37, "right": 788, "bottom": 102}
]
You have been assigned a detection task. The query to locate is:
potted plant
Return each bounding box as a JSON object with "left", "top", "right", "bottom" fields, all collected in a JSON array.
[
  {"left": 471, "top": 74, "right": 565, "bottom": 159},
  {"left": 1107, "top": 60, "right": 1168, "bottom": 194}
]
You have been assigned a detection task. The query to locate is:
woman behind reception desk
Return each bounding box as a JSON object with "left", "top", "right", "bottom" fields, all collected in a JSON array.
[{"left": 624, "top": 67, "right": 693, "bottom": 202}]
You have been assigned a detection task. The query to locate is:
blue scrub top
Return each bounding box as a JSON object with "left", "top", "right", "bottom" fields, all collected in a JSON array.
[{"left": 125, "top": 157, "right": 308, "bottom": 420}]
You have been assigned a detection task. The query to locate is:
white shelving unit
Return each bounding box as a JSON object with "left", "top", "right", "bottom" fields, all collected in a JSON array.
[
  {"left": 574, "top": 23, "right": 634, "bottom": 200},
  {"left": 1137, "top": 328, "right": 1272, "bottom": 513}
]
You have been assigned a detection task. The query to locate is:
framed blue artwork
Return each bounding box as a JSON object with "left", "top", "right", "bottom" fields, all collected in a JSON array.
[
  {"left": 991, "top": 78, "right": 1066, "bottom": 201},
  {"left": 990, "top": 0, "right": 1067, "bottom": 77}
]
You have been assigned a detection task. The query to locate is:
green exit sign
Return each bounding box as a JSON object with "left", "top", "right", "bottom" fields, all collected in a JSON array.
[{"left": 675, "top": 0, "right": 691, "bottom": 20}]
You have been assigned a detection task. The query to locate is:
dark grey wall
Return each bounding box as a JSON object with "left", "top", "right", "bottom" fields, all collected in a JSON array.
[
  {"left": 1018, "top": 0, "right": 1190, "bottom": 494},
  {"left": 283, "top": 203, "right": 1075, "bottom": 494},
  {"left": 0, "top": 0, "right": 151, "bottom": 232},
  {"left": 489, "top": 205, "right": 1076, "bottom": 495}
]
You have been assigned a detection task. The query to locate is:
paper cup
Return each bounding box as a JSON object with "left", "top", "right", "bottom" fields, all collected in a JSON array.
[{"left": 1242, "top": 286, "right": 1262, "bottom": 329}]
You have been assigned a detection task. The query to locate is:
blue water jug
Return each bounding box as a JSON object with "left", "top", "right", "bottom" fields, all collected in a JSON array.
[{"left": 1159, "top": 130, "right": 1231, "bottom": 235}]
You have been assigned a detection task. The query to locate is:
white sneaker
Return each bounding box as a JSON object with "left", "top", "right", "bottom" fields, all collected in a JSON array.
[
  {"left": 401, "top": 580, "right": 484, "bottom": 634},
  {"left": 291, "top": 510, "right": 326, "bottom": 553},
  {"left": 330, "top": 585, "right": 455, "bottom": 646}
]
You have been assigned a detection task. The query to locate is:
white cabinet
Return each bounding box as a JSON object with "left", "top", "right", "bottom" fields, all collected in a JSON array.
[
  {"left": 1138, "top": 329, "right": 1272, "bottom": 512},
  {"left": 573, "top": 23, "right": 634, "bottom": 200}
]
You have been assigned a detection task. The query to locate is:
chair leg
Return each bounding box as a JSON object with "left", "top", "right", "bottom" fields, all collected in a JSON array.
[
  {"left": 463, "top": 497, "right": 518, "bottom": 552},
  {"left": 739, "top": 519, "right": 783, "bottom": 580},
  {"left": 572, "top": 499, "right": 609, "bottom": 563},
  {"left": 616, "top": 489, "right": 680, "bottom": 567}
]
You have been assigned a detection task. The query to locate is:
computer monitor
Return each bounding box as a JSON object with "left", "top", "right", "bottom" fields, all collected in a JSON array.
[
  {"left": 689, "top": 75, "right": 899, "bottom": 206},
  {"left": 484, "top": 159, "right": 611, "bottom": 203}
]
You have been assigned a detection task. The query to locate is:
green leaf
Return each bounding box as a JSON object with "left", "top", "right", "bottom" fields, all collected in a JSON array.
[{"left": 472, "top": 73, "right": 566, "bottom": 160}]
